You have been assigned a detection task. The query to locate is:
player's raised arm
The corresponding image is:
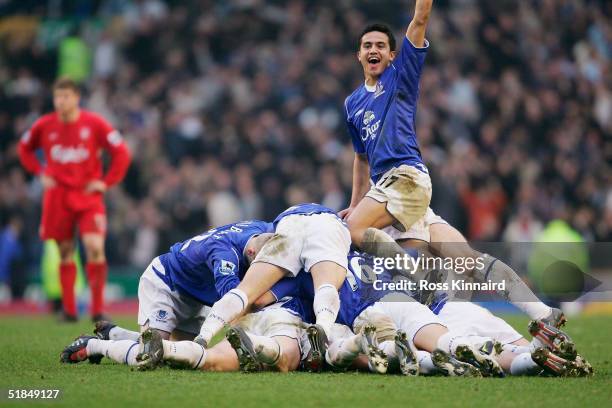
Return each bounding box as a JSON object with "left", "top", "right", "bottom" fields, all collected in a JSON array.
[{"left": 406, "top": 0, "right": 433, "bottom": 47}]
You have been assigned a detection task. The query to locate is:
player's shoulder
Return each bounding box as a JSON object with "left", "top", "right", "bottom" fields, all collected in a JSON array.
[
  {"left": 345, "top": 85, "right": 366, "bottom": 107},
  {"left": 79, "top": 110, "right": 110, "bottom": 125},
  {"left": 32, "top": 112, "right": 58, "bottom": 128}
]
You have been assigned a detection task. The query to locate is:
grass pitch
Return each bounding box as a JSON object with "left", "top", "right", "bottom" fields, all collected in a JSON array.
[{"left": 0, "top": 314, "right": 610, "bottom": 408}]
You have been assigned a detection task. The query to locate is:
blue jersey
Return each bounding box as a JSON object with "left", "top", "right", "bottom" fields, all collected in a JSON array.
[
  {"left": 273, "top": 203, "right": 338, "bottom": 227},
  {"left": 345, "top": 37, "right": 429, "bottom": 183},
  {"left": 156, "top": 220, "right": 274, "bottom": 305}
]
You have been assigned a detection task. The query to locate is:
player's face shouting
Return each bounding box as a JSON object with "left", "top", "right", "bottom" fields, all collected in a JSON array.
[
  {"left": 53, "top": 88, "right": 80, "bottom": 118},
  {"left": 358, "top": 31, "right": 395, "bottom": 80}
]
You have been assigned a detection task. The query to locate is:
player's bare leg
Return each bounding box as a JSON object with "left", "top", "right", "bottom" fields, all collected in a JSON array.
[
  {"left": 82, "top": 232, "right": 109, "bottom": 322},
  {"left": 57, "top": 239, "right": 78, "bottom": 321},
  {"left": 195, "top": 262, "right": 286, "bottom": 346},
  {"left": 347, "top": 198, "right": 432, "bottom": 285}
]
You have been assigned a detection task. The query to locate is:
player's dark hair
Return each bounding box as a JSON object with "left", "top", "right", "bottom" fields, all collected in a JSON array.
[
  {"left": 358, "top": 23, "right": 396, "bottom": 51},
  {"left": 53, "top": 77, "right": 81, "bottom": 94}
]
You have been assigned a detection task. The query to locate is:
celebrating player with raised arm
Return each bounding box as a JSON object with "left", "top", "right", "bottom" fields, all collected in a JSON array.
[
  {"left": 18, "top": 78, "right": 131, "bottom": 322},
  {"left": 339, "top": 0, "right": 435, "bottom": 274}
]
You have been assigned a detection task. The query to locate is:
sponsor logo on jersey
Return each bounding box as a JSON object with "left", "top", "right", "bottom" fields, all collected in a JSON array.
[
  {"left": 362, "top": 111, "right": 380, "bottom": 141},
  {"left": 80, "top": 127, "right": 91, "bottom": 140},
  {"left": 219, "top": 260, "right": 236, "bottom": 275},
  {"left": 50, "top": 144, "right": 90, "bottom": 164}
]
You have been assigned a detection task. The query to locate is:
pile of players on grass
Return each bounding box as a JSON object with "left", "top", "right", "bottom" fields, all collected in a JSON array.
[
  {"left": 60, "top": 204, "right": 593, "bottom": 378},
  {"left": 59, "top": 0, "right": 591, "bottom": 379}
]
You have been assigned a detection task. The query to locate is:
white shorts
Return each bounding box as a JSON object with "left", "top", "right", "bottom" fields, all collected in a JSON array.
[
  {"left": 383, "top": 207, "right": 448, "bottom": 242},
  {"left": 236, "top": 305, "right": 303, "bottom": 340},
  {"left": 137, "top": 257, "right": 210, "bottom": 335},
  {"left": 254, "top": 213, "right": 351, "bottom": 277},
  {"left": 437, "top": 302, "right": 524, "bottom": 345},
  {"left": 367, "top": 165, "right": 432, "bottom": 232},
  {"left": 353, "top": 293, "right": 446, "bottom": 343}
]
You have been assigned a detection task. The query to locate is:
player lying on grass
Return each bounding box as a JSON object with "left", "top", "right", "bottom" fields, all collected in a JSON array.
[
  {"left": 65, "top": 294, "right": 308, "bottom": 373},
  {"left": 194, "top": 203, "right": 351, "bottom": 349},
  {"left": 271, "top": 250, "right": 504, "bottom": 377},
  {"left": 317, "top": 251, "right": 592, "bottom": 377},
  {"left": 60, "top": 220, "right": 275, "bottom": 365}
]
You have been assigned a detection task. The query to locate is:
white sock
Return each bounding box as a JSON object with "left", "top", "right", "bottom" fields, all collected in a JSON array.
[
  {"left": 249, "top": 333, "right": 281, "bottom": 365},
  {"left": 108, "top": 326, "right": 140, "bottom": 342},
  {"left": 86, "top": 339, "right": 139, "bottom": 366},
  {"left": 480, "top": 255, "right": 551, "bottom": 320},
  {"left": 503, "top": 344, "right": 530, "bottom": 355},
  {"left": 416, "top": 350, "right": 438, "bottom": 375},
  {"left": 513, "top": 302, "right": 552, "bottom": 320},
  {"left": 199, "top": 288, "right": 248, "bottom": 345},
  {"left": 162, "top": 340, "right": 207, "bottom": 369},
  {"left": 437, "top": 332, "right": 491, "bottom": 355},
  {"left": 510, "top": 352, "right": 540, "bottom": 376},
  {"left": 313, "top": 284, "right": 340, "bottom": 335},
  {"left": 325, "top": 334, "right": 362, "bottom": 368}
]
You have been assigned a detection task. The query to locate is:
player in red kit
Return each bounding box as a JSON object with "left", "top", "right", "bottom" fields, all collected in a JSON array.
[{"left": 18, "top": 78, "right": 131, "bottom": 322}]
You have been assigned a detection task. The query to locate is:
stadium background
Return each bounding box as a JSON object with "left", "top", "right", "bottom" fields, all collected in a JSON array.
[{"left": 0, "top": 0, "right": 610, "bottom": 310}]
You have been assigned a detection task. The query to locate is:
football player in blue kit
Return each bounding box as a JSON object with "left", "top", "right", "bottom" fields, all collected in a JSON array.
[
  {"left": 60, "top": 220, "right": 275, "bottom": 367},
  {"left": 339, "top": 0, "right": 435, "bottom": 276}
]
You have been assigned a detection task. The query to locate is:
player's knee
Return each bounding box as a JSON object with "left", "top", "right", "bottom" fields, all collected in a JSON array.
[
  {"left": 346, "top": 223, "right": 366, "bottom": 246},
  {"left": 85, "top": 243, "right": 105, "bottom": 262},
  {"left": 58, "top": 242, "right": 75, "bottom": 263}
]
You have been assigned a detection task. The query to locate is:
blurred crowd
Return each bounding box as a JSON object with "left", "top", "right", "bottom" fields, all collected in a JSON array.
[{"left": 0, "top": 0, "right": 610, "bottom": 282}]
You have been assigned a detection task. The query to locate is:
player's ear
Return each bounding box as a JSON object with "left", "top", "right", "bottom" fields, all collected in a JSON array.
[{"left": 389, "top": 50, "right": 397, "bottom": 61}]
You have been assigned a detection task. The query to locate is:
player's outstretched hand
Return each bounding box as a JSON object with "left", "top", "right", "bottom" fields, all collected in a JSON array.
[
  {"left": 85, "top": 180, "right": 107, "bottom": 194},
  {"left": 338, "top": 206, "right": 354, "bottom": 220},
  {"left": 41, "top": 174, "right": 56, "bottom": 190}
]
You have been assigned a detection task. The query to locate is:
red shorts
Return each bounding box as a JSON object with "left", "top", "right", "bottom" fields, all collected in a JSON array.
[{"left": 40, "top": 187, "right": 107, "bottom": 241}]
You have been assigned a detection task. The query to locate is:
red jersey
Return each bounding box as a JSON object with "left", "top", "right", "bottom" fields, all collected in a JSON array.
[{"left": 18, "top": 110, "right": 131, "bottom": 190}]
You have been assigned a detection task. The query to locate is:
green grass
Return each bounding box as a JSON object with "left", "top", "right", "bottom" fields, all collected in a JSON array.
[{"left": 0, "top": 315, "right": 610, "bottom": 408}]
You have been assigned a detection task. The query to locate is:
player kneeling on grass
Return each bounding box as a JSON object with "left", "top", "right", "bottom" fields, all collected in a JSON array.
[{"left": 60, "top": 221, "right": 274, "bottom": 366}]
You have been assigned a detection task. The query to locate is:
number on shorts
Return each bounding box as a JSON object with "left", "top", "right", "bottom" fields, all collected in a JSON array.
[{"left": 381, "top": 175, "right": 399, "bottom": 189}]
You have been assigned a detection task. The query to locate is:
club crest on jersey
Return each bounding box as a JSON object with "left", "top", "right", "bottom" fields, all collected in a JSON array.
[
  {"left": 219, "top": 260, "right": 236, "bottom": 275},
  {"left": 80, "top": 127, "right": 91, "bottom": 140},
  {"left": 374, "top": 82, "right": 385, "bottom": 98},
  {"left": 156, "top": 310, "right": 168, "bottom": 321}
]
